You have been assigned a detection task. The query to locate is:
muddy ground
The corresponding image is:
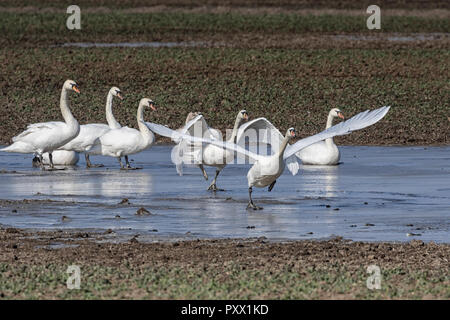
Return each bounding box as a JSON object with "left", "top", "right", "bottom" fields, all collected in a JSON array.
[{"left": 0, "top": 227, "right": 449, "bottom": 299}]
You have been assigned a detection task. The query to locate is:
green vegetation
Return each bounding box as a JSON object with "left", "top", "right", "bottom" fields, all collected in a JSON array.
[
  {"left": 1, "top": 262, "right": 448, "bottom": 299},
  {"left": 1, "top": 47, "right": 448, "bottom": 145},
  {"left": 0, "top": 0, "right": 448, "bottom": 10},
  {"left": 1, "top": 12, "right": 449, "bottom": 46}
]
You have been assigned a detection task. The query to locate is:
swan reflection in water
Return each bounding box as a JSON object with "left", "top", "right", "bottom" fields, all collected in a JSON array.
[
  {"left": 6, "top": 169, "right": 155, "bottom": 201},
  {"left": 299, "top": 165, "right": 339, "bottom": 198}
]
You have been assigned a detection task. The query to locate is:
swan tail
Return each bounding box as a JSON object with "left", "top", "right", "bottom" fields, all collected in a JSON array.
[{"left": 0, "top": 142, "right": 33, "bottom": 153}]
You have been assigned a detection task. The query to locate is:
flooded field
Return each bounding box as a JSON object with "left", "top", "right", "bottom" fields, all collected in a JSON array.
[{"left": 0, "top": 145, "right": 449, "bottom": 243}]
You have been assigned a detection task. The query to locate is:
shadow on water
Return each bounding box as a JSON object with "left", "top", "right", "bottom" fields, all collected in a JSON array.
[{"left": 0, "top": 145, "right": 449, "bottom": 243}]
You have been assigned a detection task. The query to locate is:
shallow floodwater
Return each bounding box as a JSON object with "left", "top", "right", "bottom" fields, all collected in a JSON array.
[
  {"left": 59, "top": 41, "right": 206, "bottom": 48},
  {"left": 0, "top": 146, "right": 449, "bottom": 243},
  {"left": 332, "top": 33, "right": 449, "bottom": 42}
]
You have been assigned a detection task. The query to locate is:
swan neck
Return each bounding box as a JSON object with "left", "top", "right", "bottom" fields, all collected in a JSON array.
[
  {"left": 277, "top": 135, "right": 291, "bottom": 159},
  {"left": 137, "top": 103, "right": 154, "bottom": 143},
  {"left": 326, "top": 113, "right": 334, "bottom": 129},
  {"left": 105, "top": 92, "right": 121, "bottom": 129},
  {"left": 228, "top": 115, "right": 242, "bottom": 143},
  {"left": 325, "top": 113, "right": 334, "bottom": 145},
  {"left": 60, "top": 87, "right": 76, "bottom": 124}
]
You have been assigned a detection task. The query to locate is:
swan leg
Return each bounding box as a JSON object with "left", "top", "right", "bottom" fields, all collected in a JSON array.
[
  {"left": 207, "top": 169, "right": 224, "bottom": 191},
  {"left": 38, "top": 154, "right": 46, "bottom": 170},
  {"left": 199, "top": 164, "right": 208, "bottom": 180},
  {"left": 32, "top": 155, "right": 41, "bottom": 168},
  {"left": 48, "top": 152, "right": 54, "bottom": 169},
  {"left": 247, "top": 187, "right": 262, "bottom": 210},
  {"left": 85, "top": 154, "right": 104, "bottom": 168},
  {"left": 117, "top": 157, "right": 125, "bottom": 169},
  {"left": 268, "top": 180, "right": 277, "bottom": 192},
  {"left": 125, "top": 155, "right": 133, "bottom": 169},
  {"left": 45, "top": 153, "right": 66, "bottom": 171},
  {"left": 120, "top": 156, "right": 141, "bottom": 170}
]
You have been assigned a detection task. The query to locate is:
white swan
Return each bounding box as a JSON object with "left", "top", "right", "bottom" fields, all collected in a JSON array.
[
  {"left": 89, "top": 98, "right": 156, "bottom": 169},
  {"left": 33, "top": 151, "right": 80, "bottom": 167},
  {"left": 296, "top": 108, "right": 345, "bottom": 165},
  {"left": 0, "top": 80, "right": 80, "bottom": 169},
  {"left": 168, "top": 110, "right": 248, "bottom": 191},
  {"left": 59, "top": 86, "right": 123, "bottom": 168},
  {"left": 146, "top": 106, "right": 390, "bottom": 209}
]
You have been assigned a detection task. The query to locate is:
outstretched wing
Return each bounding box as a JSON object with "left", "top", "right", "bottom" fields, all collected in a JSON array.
[
  {"left": 180, "top": 114, "right": 222, "bottom": 141},
  {"left": 236, "top": 117, "right": 284, "bottom": 153},
  {"left": 145, "top": 122, "right": 261, "bottom": 163},
  {"left": 284, "top": 106, "right": 390, "bottom": 159},
  {"left": 236, "top": 117, "right": 299, "bottom": 175},
  {"left": 155, "top": 114, "right": 223, "bottom": 175}
]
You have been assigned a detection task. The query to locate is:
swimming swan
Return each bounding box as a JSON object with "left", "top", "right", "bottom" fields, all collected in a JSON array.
[{"left": 296, "top": 108, "right": 345, "bottom": 165}]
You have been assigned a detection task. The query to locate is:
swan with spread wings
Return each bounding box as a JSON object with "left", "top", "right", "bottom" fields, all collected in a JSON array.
[
  {"left": 146, "top": 106, "right": 390, "bottom": 209},
  {"left": 164, "top": 110, "right": 249, "bottom": 191}
]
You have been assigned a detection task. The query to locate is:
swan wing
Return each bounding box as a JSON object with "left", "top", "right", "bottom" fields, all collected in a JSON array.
[
  {"left": 180, "top": 114, "right": 222, "bottom": 141},
  {"left": 146, "top": 122, "right": 261, "bottom": 162},
  {"left": 12, "top": 121, "right": 65, "bottom": 142},
  {"left": 155, "top": 115, "right": 223, "bottom": 172},
  {"left": 284, "top": 106, "right": 390, "bottom": 159},
  {"left": 236, "top": 117, "right": 284, "bottom": 153}
]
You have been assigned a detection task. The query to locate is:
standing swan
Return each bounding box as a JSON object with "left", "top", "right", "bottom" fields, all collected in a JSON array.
[
  {"left": 58, "top": 87, "right": 124, "bottom": 168},
  {"left": 89, "top": 98, "right": 156, "bottom": 169},
  {"left": 146, "top": 106, "right": 390, "bottom": 209},
  {"left": 168, "top": 110, "right": 248, "bottom": 191},
  {"left": 0, "top": 80, "right": 80, "bottom": 169},
  {"left": 296, "top": 108, "right": 345, "bottom": 165}
]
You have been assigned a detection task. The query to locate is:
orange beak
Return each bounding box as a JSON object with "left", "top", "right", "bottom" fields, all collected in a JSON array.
[
  {"left": 244, "top": 113, "right": 249, "bottom": 121},
  {"left": 117, "top": 93, "right": 123, "bottom": 100},
  {"left": 149, "top": 103, "right": 156, "bottom": 111},
  {"left": 73, "top": 85, "right": 80, "bottom": 94},
  {"left": 291, "top": 131, "right": 296, "bottom": 137},
  {"left": 338, "top": 112, "right": 345, "bottom": 120}
]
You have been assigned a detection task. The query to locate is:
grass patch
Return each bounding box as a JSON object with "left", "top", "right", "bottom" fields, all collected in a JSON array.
[
  {"left": 1, "top": 262, "right": 448, "bottom": 299},
  {"left": 1, "top": 12, "right": 449, "bottom": 46},
  {"left": 0, "top": 47, "right": 448, "bottom": 145}
]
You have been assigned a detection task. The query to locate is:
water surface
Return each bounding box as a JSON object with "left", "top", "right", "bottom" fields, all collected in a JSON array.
[{"left": 0, "top": 146, "right": 449, "bottom": 243}]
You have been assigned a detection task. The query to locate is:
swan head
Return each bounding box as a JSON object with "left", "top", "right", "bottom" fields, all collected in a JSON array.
[
  {"left": 186, "top": 112, "right": 201, "bottom": 124},
  {"left": 286, "top": 127, "right": 296, "bottom": 139},
  {"left": 141, "top": 98, "right": 156, "bottom": 111},
  {"left": 110, "top": 87, "right": 123, "bottom": 100},
  {"left": 238, "top": 110, "right": 249, "bottom": 122},
  {"left": 64, "top": 80, "right": 80, "bottom": 93},
  {"left": 330, "top": 108, "right": 345, "bottom": 120}
]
